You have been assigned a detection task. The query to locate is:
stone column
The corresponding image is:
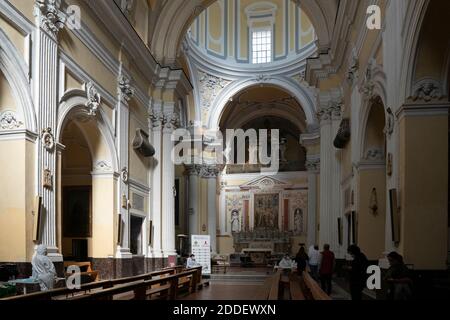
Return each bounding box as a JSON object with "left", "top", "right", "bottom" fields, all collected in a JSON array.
[
  {"left": 202, "top": 165, "right": 219, "bottom": 254},
  {"left": 33, "top": 0, "right": 66, "bottom": 261},
  {"left": 305, "top": 157, "right": 319, "bottom": 248},
  {"left": 331, "top": 107, "right": 343, "bottom": 258},
  {"left": 115, "top": 70, "right": 134, "bottom": 259},
  {"left": 318, "top": 100, "right": 342, "bottom": 255},
  {"left": 161, "top": 103, "right": 179, "bottom": 257},
  {"left": 186, "top": 165, "right": 201, "bottom": 236},
  {"left": 149, "top": 101, "right": 164, "bottom": 258}
]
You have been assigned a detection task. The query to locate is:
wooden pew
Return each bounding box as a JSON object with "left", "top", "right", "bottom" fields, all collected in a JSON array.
[
  {"left": 255, "top": 270, "right": 281, "bottom": 300},
  {"left": 1, "top": 267, "right": 179, "bottom": 301},
  {"left": 289, "top": 274, "right": 305, "bottom": 300},
  {"left": 68, "top": 269, "right": 200, "bottom": 301},
  {"left": 302, "top": 271, "right": 332, "bottom": 301},
  {"left": 64, "top": 261, "right": 98, "bottom": 283}
]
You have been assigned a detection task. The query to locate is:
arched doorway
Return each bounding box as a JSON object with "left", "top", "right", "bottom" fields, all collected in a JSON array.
[{"left": 56, "top": 91, "right": 118, "bottom": 278}]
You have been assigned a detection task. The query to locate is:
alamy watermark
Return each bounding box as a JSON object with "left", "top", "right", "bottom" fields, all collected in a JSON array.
[{"left": 171, "top": 128, "right": 281, "bottom": 174}]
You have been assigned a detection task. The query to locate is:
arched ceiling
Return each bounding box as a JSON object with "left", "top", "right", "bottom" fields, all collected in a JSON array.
[
  {"left": 149, "top": 0, "right": 339, "bottom": 66},
  {"left": 219, "top": 85, "right": 307, "bottom": 133}
]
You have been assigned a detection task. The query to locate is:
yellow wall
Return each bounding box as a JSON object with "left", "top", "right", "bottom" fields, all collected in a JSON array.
[
  {"left": 0, "top": 139, "right": 35, "bottom": 262},
  {"left": 399, "top": 114, "right": 448, "bottom": 270},
  {"left": 356, "top": 169, "right": 386, "bottom": 260}
]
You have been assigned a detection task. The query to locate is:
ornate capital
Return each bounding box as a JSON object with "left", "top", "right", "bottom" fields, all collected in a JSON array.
[
  {"left": 305, "top": 158, "right": 320, "bottom": 172},
  {"left": 163, "top": 111, "right": 180, "bottom": 132},
  {"left": 34, "top": 0, "right": 66, "bottom": 38},
  {"left": 85, "top": 82, "right": 101, "bottom": 117},
  {"left": 317, "top": 101, "right": 342, "bottom": 123},
  {"left": 118, "top": 75, "right": 135, "bottom": 102},
  {"left": 200, "top": 165, "right": 220, "bottom": 179},
  {"left": 149, "top": 108, "right": 164, "bottom": 130},
  {"left": 185, "top": 164, "right": 201, "bottom": 176}
]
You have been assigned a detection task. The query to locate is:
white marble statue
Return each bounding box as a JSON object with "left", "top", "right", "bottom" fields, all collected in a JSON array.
[
  {"left": 31, "top": 245, "right": 57, "bottom": 291},
  {"left": 230, "top": 210, "right": 240, "bottom": 233}
]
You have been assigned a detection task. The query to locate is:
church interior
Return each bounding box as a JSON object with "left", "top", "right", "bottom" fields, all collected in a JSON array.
[{"left": 0, "top": 0, "right": 450, "bottom": 301}]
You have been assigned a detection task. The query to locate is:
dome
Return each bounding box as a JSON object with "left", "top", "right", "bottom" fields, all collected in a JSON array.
[{"left": 187, "top": 0, "right": 317, "bottom": 71}]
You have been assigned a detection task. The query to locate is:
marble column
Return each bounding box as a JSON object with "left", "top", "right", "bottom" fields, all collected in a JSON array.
[
  {"left": 33, "top": 0, "right": 66, "bottom": 261},
  {"left": 161, "top": 103, "right": 179, "bottom": 257},
  {"left": 115, "top": 70, "right": 134, "bottom": 259},
  {"left": 149, "top": 101, "right": 164, "bottom": 258},
  {"left": 186, "top": 165, "right": 201, "bottom": 236},
  {"left": 202, "top": 165, "right": 219, "bottom": 254},
  {"left": 305, "top": 157, "right": 319, "bottom": 248}
]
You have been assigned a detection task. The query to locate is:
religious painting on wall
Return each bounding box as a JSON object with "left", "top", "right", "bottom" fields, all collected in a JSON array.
[
  {"left": 254, "top": 194, "right": 279, "bottom": 229},
  {"left": 63, "top": 187, "right": 92, "bottom": 238}
]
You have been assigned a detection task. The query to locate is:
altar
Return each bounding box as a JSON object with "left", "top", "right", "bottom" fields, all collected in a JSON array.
[{"left": 241, "top": 248, "right": 273, "bottom": 265}]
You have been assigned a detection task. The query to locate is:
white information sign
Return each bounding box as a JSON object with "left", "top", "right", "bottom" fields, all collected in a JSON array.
[{"left": 191, "top": 235, "right": 211, "bottom": 275}]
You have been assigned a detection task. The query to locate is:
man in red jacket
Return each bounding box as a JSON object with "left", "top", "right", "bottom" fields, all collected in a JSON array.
[{"left": 319, "top": 244, "right": 335, "bottom": 296}]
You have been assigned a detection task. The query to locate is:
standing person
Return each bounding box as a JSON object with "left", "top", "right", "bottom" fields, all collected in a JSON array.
[
  {"left": 347, "top": 245, "right": 369, "bottom": 301},
  {"left": 319, "top": 244, "right": 335, "bottom": 295},
  {"left": 385, "top": 252, "right": 413, "bottom": 300},
  {"left": 295, "top": 246, "right": 309, "bottom": 274},
  {"left": 308, "top": 245, "right": 321, "bottom": 280}
]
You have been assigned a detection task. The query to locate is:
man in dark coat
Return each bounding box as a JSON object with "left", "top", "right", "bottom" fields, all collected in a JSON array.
[{"left": 347, "top": 245, "right": 369, "bottom": 300}]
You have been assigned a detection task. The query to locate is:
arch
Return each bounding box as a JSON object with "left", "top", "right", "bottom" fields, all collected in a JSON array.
[
  {"left": 208, "top": 77, "right": 317, "bottom": 130},
  {"left": 150, "top": 0, "right": 335, "bottom": 66},
  {"left": 0, "top": 29, "right": 37, "bottom": 133},
  {"left": 226, "top": 105, "right": 307, "bottom": 133},
  {"left": 57, "top": 89, "right": 119, "bottom": 172}
]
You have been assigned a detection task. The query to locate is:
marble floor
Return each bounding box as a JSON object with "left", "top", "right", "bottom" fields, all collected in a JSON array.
[{"left": 181, "top": 268, "right": 352, "bottom": 300}]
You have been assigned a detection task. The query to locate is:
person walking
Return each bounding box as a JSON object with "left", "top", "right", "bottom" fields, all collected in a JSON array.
[
  {"left": 319, "top": 244, "right": 335, "bottom": 295},
  {"left": 295, "top": 246, "right": 309, "bottom": 274},
  {"left": 347, "top": 245, "right": 369, "bottom": 301},
  {"left": 308, "top": 245, "right": 321, "bottom": 280}
]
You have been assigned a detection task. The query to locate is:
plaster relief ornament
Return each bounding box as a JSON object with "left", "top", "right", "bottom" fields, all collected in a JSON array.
[
  {"left": 85, "top": 82, "right": 101, "bottom": 117},
  {"left": 0, "top": 111, "right": 23, "bottom": 130},
  {"left": 41, "top": 128, "right": 55, "bottom": 151},
  {"left": 43, "top": 168, "right": 53, "bottom": 189},
  {"left": 121, "top": 167, "right": 129, "bottom": 183},
  {"left": 382, "top": 107, "right": 395, "bottom": 137},
  {"left": 198, "top": 71, "right": 231, "bottom": 122},
  {"left": 347, "top": 47, "right": 359, "bottom": 85},
  {"left": 412, "top": 80, "right": 443, "bottom": 102},
  {"left": 118, "top": 75, "right": 135, "bottom": 101},
  {"left": 361, "top": 59, "right": 375, "bottom": 100},
  {"left": 34, "top": 0, "right": 66, "bottom": 37}
]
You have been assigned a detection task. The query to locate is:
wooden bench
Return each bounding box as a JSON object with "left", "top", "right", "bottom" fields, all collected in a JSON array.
[
  {"left": 255, "top": 270, "right": 281, "bottom": 300},
  {"left": 67, "top": 269, "right": 201, "bottom": 301},
  {"left": 1, "top": 267, "right": 182, "bottom": 301},
  {"left": 289, "top": 274, "right": 306, "bottom": 300},
  {"left": 301, "top": 271, "right": 332, "bottom": 301}
]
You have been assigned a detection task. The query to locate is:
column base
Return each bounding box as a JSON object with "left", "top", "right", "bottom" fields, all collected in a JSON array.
[
  {"left": 116, "top": 247, "right": 133, "bottom": 259},
  {"left": 149, "top": 249, "right": 164, "bottom": 258},
  {"left": 46, "top": 246, "right": 63, "bottom": 262}
]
